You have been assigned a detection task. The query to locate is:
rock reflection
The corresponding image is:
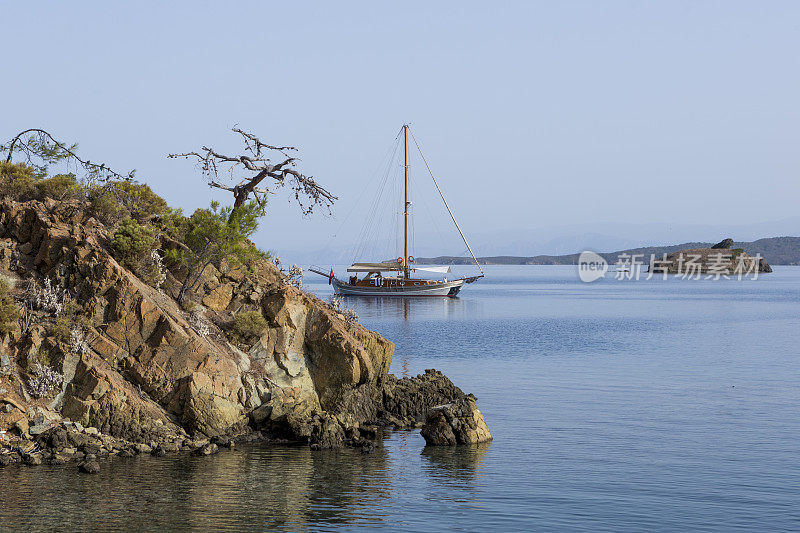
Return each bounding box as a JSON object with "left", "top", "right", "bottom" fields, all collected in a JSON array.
[
  {"left": 421, "top": 442, "right": 491, "bottom": 487},
  {"left": 303, "top": 446, "right": 392, "bottom": 527},
  {"left": 0, "top": 444, "right": 394, "bottom": 531}
]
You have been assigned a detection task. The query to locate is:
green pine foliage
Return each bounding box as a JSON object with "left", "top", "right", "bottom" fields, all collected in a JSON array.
[
  {"left": 0, "top": 162, "right": 37, "bottom": 199},
  {"left": 113, "top": 181, "right": 168, "bottom": 222},
  {"left": 47, "top": 316, "right": 71, "bottom": 343},
  {"left": 3, "top": 134, "right": 78, "bottom": 177},
  {"left": 88, "top": 185, "right": 127, "bottom": 224},
  {"left": 230, "top": 310, "right": 267, "bottom": 347},
  {"left": 2, "top": 130, "right": 284, "bottom": 315},
  {"left": 0, "top": 279, "right": 19, "bottom": 336},
  {"left": 89, "top": 180, "right": 168, "bottom": 224},
  {"left": 111, "top": 218, "right": 157, "bottom": 269},
  {"left": 165, "top": 200, "right": 265, "bottom": 303},
  {"left": 34, "top": 173, "right": 82, "bottom": 200}
]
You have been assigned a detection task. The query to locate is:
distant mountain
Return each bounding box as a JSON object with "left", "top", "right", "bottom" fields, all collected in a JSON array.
[{"left": 417, "top": 236, "right": 800, "bottom": 266}]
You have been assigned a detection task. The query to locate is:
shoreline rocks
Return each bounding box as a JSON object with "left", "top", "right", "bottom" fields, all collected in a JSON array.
[
  {"left": 0, "top": 415, "right": 270, "bottom": 468},
  {"left": 0, "top": 366, "right": 485, "bottom": 466}
]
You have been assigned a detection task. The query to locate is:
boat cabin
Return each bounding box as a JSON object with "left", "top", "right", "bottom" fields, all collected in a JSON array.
[
  {"left": 348, "top": 271, "right": 444, "bottom": 288},
  {"left": 345, "top": 263, "right": 448, "bottom": 287}
]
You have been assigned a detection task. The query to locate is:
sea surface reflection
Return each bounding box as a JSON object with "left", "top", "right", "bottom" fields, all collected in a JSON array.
[{"left": 2, "top": 266, "right": 800, "bottom": 531}]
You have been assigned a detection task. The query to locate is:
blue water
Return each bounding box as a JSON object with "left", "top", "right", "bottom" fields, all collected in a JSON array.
[{"left": 2, "top": 266, "right": 799, "bottom": 531}]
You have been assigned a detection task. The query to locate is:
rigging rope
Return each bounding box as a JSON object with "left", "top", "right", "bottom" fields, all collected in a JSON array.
[
  {"left": 409, "top": 170, "right": 450, "bottom": 259},
  {"left": 316, "top": 131, "right": 401, "bottom": 266},
  {"left": 350, "top": 132, "right": 402, "bottom": 262},
  {"left": 409, "top": 128, "right": 484, "bottom": 274}
]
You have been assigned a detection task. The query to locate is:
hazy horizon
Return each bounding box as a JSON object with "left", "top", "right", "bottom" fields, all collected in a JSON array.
[
  {"left": 4, "top": 2, "right": 798, "bottom": 263},
  {"left": 278, "top": 224, "right": 800, "bottom": 265}
]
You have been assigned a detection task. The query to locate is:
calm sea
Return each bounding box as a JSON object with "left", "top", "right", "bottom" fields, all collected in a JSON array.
[{"left": 2, "top": 266, "right": 799, "bottom": 532}]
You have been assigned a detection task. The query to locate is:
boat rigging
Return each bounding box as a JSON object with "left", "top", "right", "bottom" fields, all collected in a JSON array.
[{"left": 310, "top": 125, "right": 483, "bottom": 297}]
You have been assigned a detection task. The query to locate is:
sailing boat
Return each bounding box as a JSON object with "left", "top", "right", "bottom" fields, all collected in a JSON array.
[{"left": 310, "top": 125, "right": 483, "bottom": 297}]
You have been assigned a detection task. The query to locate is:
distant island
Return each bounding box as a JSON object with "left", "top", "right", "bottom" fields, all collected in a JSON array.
[
  {"left": 649, "top": 238, "right": 772, "bottom": 274},
  {"left": 417, "top": 236, "right": 800, "bottom": 266}
]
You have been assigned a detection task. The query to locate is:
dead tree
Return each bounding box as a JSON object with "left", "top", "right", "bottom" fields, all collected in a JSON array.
[
  {"left": 2, "top": 128, "right": 133, "bottom": 182},
  {"left": 168, "top": 127, "right": 336, "bottom": 215}
]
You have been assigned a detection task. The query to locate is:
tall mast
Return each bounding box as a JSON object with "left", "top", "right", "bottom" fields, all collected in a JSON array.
[{"left": 403, "top": 124, "right": 409, "bottom": 278}]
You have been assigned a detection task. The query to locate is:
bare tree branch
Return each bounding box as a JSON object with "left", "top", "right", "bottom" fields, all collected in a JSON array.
[
  {"left": 2, "top": 128, "right": 134, "bottom": 182},
  {"left": 168, "top": 127, "right": 336, "bottom": 215}
]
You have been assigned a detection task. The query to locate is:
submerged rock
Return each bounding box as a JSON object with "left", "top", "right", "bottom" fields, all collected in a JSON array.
[
  {"left": 193, "top": 442, "right": 219, "bottom": 456},
  {"left": 22, "top": 452, "right": 42, "bottom": 466},
  {"left": 211, "top": 435, "right": 233, "bottom": 448},
  {"left": 78, "top": 460, "right": 100, "bottom": 474},
  {"left": 49, "top": 453, "right": 71, "bottom": 465},
  {"left": 420, "top": 396, "right": 492, "bottom": 446}
]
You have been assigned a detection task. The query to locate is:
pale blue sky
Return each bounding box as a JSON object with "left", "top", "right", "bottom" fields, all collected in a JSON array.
[{"left": 3, "top": 2, "right": 799, "bottom": 259}]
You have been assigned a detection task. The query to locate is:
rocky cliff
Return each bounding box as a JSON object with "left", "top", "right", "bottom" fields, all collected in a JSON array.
[{"left": 0, "top": 196, "right": 476, "bottom": 466}]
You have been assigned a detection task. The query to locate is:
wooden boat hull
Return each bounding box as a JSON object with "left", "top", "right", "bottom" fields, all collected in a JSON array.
[{"left": 332, "top": 277, "right": 465, "bottom": 297}]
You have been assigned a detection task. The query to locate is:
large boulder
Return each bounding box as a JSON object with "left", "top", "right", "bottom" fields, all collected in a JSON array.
[
  {"left": 420, "top": 395, "right": 492, "bottom": 446},
  {"left": 381, "top": 369, "right": 466, "bottom": 425},
  {"left": 260, "top": 286, "right": 393, "bottom": 419}
]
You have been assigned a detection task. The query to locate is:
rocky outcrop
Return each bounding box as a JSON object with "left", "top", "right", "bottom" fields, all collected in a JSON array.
[
  {"left": 0, "top": 198, "right": 391, "bottom": 445},
  {"left": 711, "top": 238, "right": 734, "bottom": 249},
  {"left": 650, "top": 247, "right": 772, "bottom": 275},
  {"left": 0, "top": 197, "right": 487, "bottom": 463},
  {"left": 420, "top": 395, "right": 492, "bottom": 446},
  {"left": 380, "top": 369, "right": 466, "bottom": 427}
]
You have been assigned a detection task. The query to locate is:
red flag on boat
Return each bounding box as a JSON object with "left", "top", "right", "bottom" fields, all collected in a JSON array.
[{"left": 328, "top": 268, "right": 334, "bottom": 285}]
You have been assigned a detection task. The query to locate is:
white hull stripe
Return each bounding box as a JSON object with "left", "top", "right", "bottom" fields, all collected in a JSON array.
[{"left": 332, "top": 279, "right": 465, "bottom": 297}]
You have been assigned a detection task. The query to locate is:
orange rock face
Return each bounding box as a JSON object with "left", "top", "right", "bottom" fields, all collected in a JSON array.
[{"left": 0, "top": 198, "right": 394, "bottom": 444}]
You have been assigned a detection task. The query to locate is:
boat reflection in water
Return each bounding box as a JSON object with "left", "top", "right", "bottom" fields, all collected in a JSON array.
[{"left": 341, "top": 294, "right": 475, "bottom": 322}]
